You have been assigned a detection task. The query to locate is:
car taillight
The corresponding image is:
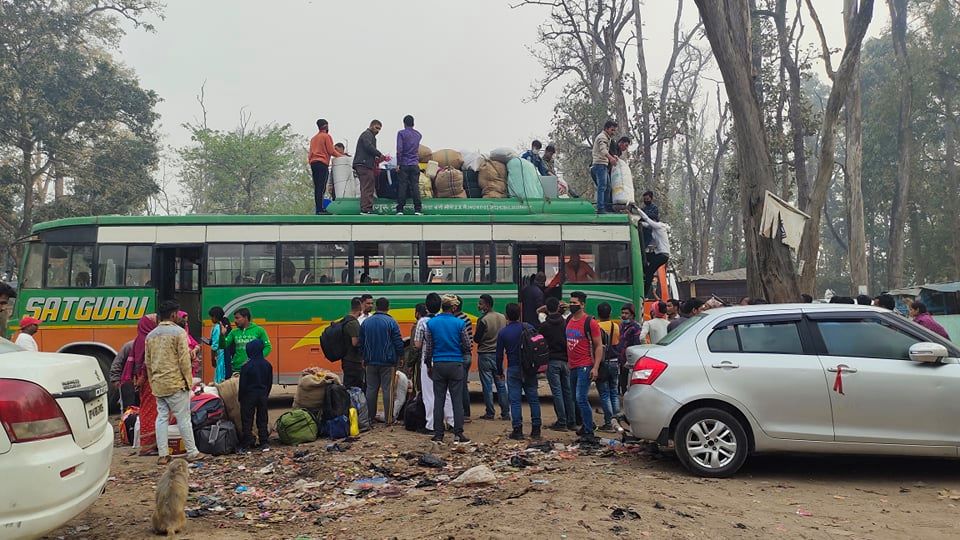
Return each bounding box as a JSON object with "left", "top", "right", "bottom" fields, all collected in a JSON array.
[
  {"left": 631, "top": 356, "right": 668, "bottom": 385},
  {"left": 0, "top": 379, "right": 72, "bottom": 443}
]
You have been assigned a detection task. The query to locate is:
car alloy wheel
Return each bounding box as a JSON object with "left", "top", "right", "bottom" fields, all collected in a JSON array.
[
  {"left": 685, "top": 419, "right": 737, "bottom": 470},
  {"left": 675, "top": 407, "right": 748, "bottom": 477}
]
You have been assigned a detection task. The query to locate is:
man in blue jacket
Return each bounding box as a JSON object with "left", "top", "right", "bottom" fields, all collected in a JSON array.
[
  {"left": 359, "top": 297, "right": 404, "bottom": 425},
  {"left": 423, "top": 295, "right": 472, "bottom": 443},
  {"left": 497, "top": 303, "right": 542, "bottom": 441}
]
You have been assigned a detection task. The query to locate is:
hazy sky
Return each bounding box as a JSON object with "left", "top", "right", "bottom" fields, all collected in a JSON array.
[{"left": 116, "top": 0, "right": 890, "bottom": 156}]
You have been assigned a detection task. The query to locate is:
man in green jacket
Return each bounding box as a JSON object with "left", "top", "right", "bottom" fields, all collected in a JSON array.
[{"left": 225, "top": 307, "right": 272, "bottom": 371}]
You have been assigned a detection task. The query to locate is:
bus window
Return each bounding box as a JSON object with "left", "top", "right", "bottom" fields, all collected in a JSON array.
[
  {"left": 563, "top": 242, "right": 630, "bottom": 283},
  {"left": 424, "top": 242, "right": 491, "bottom": 283},
  {"left": 126, "top": 246, "right": 153, "bottom": 287},
  {"left": 354, "top": 242, "right": 418, "bottom": 284},
  {"left": 495, "top": 243, "right": 514, "bottom": 284},
  {"left": 46, "top": 245, "right": 70, "bottom": 287},
  {"left": 72, "top": 246, "right": 94, "bottom": 287},
  {"left": 207, "top": 244, "right": 278, "bottom": 286},
  {"left": 98, "top": 245, "right": 126, "bottom": 287},
  {"left": 281, "top": 243, "right": 350, "bottom": 284},
  {"left": 46, "top": 245, "right": 93, "bottom": 288},
  {"left": 21, "top": 243, "right": 43, "bottom": 289}
]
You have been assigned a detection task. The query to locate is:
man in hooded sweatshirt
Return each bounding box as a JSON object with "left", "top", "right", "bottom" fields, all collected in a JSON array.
[
  {"left": 538, "top": 297, "right": 575, "bottom": 431},
  {"left": 239, "top": 339, "right": 273, "bottom": 450}
]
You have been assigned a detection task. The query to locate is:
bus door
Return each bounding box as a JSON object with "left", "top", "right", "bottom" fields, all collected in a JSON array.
[
  {"left": 516, "top": 243, "right": 563, "bottom": 301},
  {"left": 156, "top": 246, "right": 203, "bottom": 340}
]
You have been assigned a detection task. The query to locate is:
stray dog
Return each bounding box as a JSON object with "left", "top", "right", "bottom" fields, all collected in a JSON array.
[{"left": 151, "top": 458, "right": 189, "bottom": 537}]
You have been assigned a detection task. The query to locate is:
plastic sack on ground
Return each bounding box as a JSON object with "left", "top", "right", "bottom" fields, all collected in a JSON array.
[
  {"left": 611, "top": 159, "right": 635, "bottom": 204},
  {"left": 478, "top": 159, "right": 508, "bottom": 198},
  {"left": 452, "top": 465, "right": 497, "bottom": 485},
  {"left": 506, "top": 157, "right": 545, "bottom": 200},
  {"left": 419, "top": 172, "right": 434, "bottom": 199},
  {"left": 292, "top": 369, "right": 340, "bottom": 410},
  {"left": 489, "top": 147, "right": 518, "bottom": 163},
  {"left": 431, "top": 149, "right": 463, "bottom": 170},
  {"left": 392, "top": 371, "right": 410, "bottom": 422},
  {"left": 418, "top": 144, "right": 432, "bottom": 163},
  {"left": 434, "top": 168, "right": 466, "bottom": 198},
  {"left": 214, "top": 374, "right": 242, "bottom": 429}
]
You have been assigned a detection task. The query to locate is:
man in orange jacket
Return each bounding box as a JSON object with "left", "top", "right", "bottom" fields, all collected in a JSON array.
[{"left": 308, "top": 118, "right": 345, "bottom": 215}]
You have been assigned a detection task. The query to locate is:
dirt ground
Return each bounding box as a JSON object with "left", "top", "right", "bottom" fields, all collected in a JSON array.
[{"left": 47, "top": 382, "right": 960, "bottom": 540}]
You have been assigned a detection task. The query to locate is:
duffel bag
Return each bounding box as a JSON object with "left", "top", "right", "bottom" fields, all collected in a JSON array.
[
  {"left": 276, "top": 409, "right": 319, "bottom": 445},
  {"left": 195, "top": 420, "right": 239, "bottom": 455}
]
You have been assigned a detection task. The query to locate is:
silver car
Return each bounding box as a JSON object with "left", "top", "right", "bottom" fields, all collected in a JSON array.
[{"left": 618, "top": 303, "right": 960, "bottom": 477}]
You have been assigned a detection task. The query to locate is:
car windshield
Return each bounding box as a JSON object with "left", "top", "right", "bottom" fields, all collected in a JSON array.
[
  {"left": 0, "top": 337, "right": 24, "bottom": 354},
  {"left": 656, "top": 314, "right": 706, "bottom": 346}
]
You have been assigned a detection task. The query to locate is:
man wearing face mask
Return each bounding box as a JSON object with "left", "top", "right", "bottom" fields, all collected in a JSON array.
[{"left": 565, "top": 291, "right": 603, "bottom": 440}]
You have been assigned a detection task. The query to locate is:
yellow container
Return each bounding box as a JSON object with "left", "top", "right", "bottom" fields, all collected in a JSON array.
[{"left": 349, "top": 407, "right": 360, "bottom": 437}]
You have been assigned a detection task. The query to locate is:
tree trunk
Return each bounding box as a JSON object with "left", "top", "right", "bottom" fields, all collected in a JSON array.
[
  {"left": 774, "top": 0, "right": 809, "bottom": 209},
  {"left": 633, "top": 0, "right": 653, "bottom": 187},
  {"left": 796, "top": 0, "right": 874, "bottom": 295},
  {"left": 653, "top": 0, "right": 686, "bottom": 198},
  {"left": 885, "top": 0, "right": 912, "bottom": 288},
  {"left": 694, "top": 0, "right": 800, "bottom": 302},
  {"left": 944, "top": 75, "right": 960, "bottom": 281},
  {"left": 699, "top": 101, "right": 730, "bottom": 274},
  {"left": 607, "top": 26, "right": 630, "bottom": 136},
  {"left": 683, "top": 134, "right": 702, "bottom": 273},
  {"left": 844, "top": 0, "right": 869, "bottom": 295}
]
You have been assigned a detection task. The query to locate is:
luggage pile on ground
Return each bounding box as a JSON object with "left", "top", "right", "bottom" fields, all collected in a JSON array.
[{"left": 373, "top": 144, "right": 555, "bottom": 200}]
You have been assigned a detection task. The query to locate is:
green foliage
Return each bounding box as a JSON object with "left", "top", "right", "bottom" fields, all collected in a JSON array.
[
  {"left": 179, "top": 119, "right": 312, "bottom": 215},
  {"left": 0, "top": 0, "right": 162, "bottom": 262}
]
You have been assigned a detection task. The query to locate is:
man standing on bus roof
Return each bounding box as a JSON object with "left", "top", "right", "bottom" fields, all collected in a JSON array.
[
  {"left": 14, "top": 316, "right": 41, "bottom": 352},
  {"left": 395, "top": 115, "right": 423, "bottom": 216},
  {"left": 591, "top": 119, "right": 619, "bottom": 214},
  {"left": 354, "top": 120, "right": 385, "bottom": 215},
  {"left": 224, "top": 307, "right": 272, "bottom": 372},
  {"left": 308, "top": 118, "right": 345, "bottom": 215}
]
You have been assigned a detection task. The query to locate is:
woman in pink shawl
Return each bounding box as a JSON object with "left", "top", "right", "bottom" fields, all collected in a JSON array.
[{"left": 132, "top": 314, "right": 159, "bottom": 456}]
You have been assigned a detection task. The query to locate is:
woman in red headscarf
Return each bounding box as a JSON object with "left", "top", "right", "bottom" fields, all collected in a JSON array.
[{"left": 132, "top": 314, "right": 159, "bottom": 456}]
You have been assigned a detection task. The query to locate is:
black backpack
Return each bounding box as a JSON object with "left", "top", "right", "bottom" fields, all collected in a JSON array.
[
  {"left": 320, "top": 316, "right": 355, "bottom": 362},
  {"left": 520, "top": 323, "right": 550, "bottom": 376},
  {"left": 322, "top": 383, "right": 351, "bottom": 421},
  {"left": 404, "top": 393, "right": 427, "bottom": 432}
]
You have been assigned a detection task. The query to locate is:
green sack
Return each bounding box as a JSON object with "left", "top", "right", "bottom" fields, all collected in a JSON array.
[
  {"left": 276, "top": 409, "right": 318, "bottom": 445},
  {"left": 506, "top": 157, "right": 545, "bottom": 201}
]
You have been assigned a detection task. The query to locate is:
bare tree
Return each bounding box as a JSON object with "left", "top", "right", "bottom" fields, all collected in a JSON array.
[
  {"left": 885, "top": 0, "right": 912, "bottom": 288},
  {"left": 632, "top": 0, "right": 653, "bottom": 185},
  {"left": 795, "top": 0, "right": 874, "bottom": 295},
  {"left": 693, "top": 0, "right": 800, "bottom": 302},
  {"left": 844, "top": 0, "right": 869, "bottom": 294}
]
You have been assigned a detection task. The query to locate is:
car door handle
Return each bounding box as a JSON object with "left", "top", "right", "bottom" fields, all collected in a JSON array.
[
  {"left": 827, "top": 365, "right": 857, "bottom": 373},
  {"left": 711, "top": 361, "right": 739, "bottom": 369}
]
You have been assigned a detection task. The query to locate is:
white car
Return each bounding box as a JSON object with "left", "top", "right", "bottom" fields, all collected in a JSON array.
[{"left": 0, "top": 339, "right": 113, "bottom": 539}]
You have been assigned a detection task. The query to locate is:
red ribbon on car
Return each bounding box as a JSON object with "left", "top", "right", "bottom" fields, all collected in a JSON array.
[{"left": 833, "top": 368, "right": 844, "bottom": 395}]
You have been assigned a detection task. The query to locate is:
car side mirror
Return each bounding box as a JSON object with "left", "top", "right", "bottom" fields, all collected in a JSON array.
[{"left": 909, "top": 342, "right": 949, "bottom": 363}]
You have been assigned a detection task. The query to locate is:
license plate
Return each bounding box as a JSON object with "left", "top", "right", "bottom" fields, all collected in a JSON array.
[{"left": 85, "top": 397, "right": 105, "bottom": 428}]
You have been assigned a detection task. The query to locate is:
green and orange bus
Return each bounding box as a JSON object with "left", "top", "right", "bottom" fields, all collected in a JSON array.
[{"left": 13, "top": 198, "right": 651, "bottom": 406}]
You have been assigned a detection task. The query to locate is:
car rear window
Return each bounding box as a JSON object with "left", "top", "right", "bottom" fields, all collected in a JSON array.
[
  {"left": 708, "top": 320, "right": 805, "bottom": 354},
  {"left": 657, "top": 314, "right": 706, "bottom": 346}
]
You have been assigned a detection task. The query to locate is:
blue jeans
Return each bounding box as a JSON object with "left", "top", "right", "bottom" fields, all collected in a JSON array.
[
  {"left": 591, "top": 164, "right": 611, "bottom": 212},
  {"left": 546, "top": 360, "right": 575, "bottom": 427},
  {"left": 507, "top": 365, "right": 541, "bottom": 429},
  {"left": 478, "top": 353, "right": 509, "bottom": 417},
  {"left": 597, "top": 361, "right": 620, "bottom": 425},
  {"left": 570, "top": 366, "right": 595, "bottom": 432}
]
